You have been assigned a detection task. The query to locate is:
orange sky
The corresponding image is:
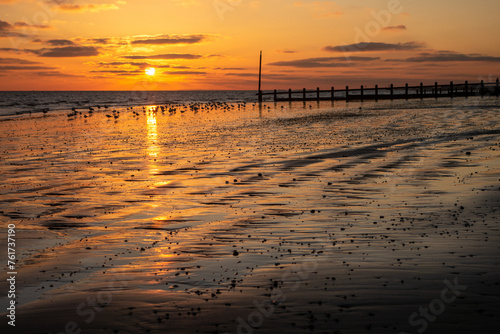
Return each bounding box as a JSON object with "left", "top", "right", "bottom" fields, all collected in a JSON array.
[{"left": 0, "top": 0, "right": 499, "bottom": 91}]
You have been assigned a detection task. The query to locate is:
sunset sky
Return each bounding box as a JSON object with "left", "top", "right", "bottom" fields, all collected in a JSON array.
[{"left": 0, "top": 0, "right": 499, "bottom": 91}]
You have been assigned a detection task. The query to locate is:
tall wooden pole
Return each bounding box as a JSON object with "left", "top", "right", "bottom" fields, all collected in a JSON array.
[{"left": 258, "top": 51, "right": 262, "bottom": 103}]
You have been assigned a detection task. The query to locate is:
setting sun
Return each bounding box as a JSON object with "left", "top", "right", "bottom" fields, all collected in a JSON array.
[{"left": 145, "top": 67, "right": 156, "bottom": 76}]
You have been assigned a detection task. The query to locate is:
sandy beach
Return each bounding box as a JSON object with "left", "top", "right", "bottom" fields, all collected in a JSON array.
[{"left": 1, "top": 97, "right": 499, "bottom": 334}]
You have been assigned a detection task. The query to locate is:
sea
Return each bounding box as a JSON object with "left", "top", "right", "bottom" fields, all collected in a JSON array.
[{"left": 0, "top": 90, "right": 259, "bottom": 118}]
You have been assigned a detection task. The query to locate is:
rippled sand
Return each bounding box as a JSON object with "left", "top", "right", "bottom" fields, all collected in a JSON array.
[{"left": 1, "top": 98, "right": 499, "bottom": 333}]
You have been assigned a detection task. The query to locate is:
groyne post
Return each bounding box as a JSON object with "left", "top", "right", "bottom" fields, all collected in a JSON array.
[
  {"left": 258, "top": 51, "right": 262, "bottom": 103},
  {"left": 260, "top": 79, "right": 495, "bottom": 102}
]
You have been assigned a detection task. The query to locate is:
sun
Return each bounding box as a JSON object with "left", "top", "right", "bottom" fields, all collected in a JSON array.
[{"left": 145, "top": 67, "right": 156, "bottom": 76}]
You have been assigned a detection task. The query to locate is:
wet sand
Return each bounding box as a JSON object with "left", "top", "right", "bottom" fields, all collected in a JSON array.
[{"left": 1, "top": 98, "right": 499, "bottom": 333}]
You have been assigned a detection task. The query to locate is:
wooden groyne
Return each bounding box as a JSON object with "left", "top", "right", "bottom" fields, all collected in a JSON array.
[{"left": 258, "top": 79, "right": 500, "bottom": 102}]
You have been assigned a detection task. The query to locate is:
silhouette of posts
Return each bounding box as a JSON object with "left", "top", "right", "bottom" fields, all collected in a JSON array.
[
  {"left": 258, "top": 51, "right": 262, "bottom": 103},
  {"left": 263, "top": 79, "right": 497, "bottom": 102}
]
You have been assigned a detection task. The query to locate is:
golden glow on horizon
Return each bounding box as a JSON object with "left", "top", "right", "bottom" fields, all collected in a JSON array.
[
  {"left": 0, "top": 0, "right": 499, "bottom": 90},
  {"left": 145, "top": 68, "right": 156, "bottom": 76}
]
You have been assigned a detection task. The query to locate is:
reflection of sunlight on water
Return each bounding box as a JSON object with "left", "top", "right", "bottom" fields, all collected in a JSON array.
[
  {"left": 155, "top": 251, "right": 174, "bottom": 259},
  {"left": 154, "top": 181, "right": 173, "bottom": 187},
  {"left": 147, "top": 110, "right": 158, "bottom": 156},
  {"left": 147, "top": 109, "right": 160, "bottom": 174}
]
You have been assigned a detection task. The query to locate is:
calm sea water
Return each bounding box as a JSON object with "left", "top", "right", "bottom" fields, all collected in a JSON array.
[{"left": 0, "top": 90, "right": 259, "bottom": 117}]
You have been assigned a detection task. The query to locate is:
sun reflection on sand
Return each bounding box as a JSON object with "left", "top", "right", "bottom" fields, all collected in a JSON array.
[
  {"left": 146, "top": 108, "right": 160, "bottom": 174},
  {"left": 153, "top": 247, "right": 176, "bottom": 259},
  {"left": 2, "top": 97, "right": 500, "bottom": 333}
]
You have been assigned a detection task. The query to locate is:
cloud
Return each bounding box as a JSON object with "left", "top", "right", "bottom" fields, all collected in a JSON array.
[
  {"left": 268, "top": 56, "right": 379, "bottom": 68},
  {"left": 45, "top": 39, "right": 75, "bottom": 46},
  {"left": 122, "top": 53, "right": 203, "bottom": 60},
  {"left": 206, "top": 54, "right": 223, "bottom": 58},
  {"left": 99, "top": 61, "right": 150, "bottom": 67},
  {"left": 12, "top": 21, "right": 51, "bottom": 29},
  {"left": 0, "top": 19, "right": 50, "bottom": 30},
  {"left": 0, "top": 20, "right": 11, "bottom": 30},
  {"left": 405, "top": 51, "right": 500, "bottom": 63},
  {"left": 215, "top": 67, "right": 247, "bottom": 70},
  {"left": 90, "top": 70, "right": 142, "bottom": 75},
  {"left": 86, "top": 38, "right": 112, "bottom": 44},
  {"left": 276, "top": 49, "right": 297, "bottom": 54},
  {"left": 170, "top": 65, "right": 195, "bottom": 69},
  {"left": 164, "top": 70, "right": 206, "bottom": 75},
  {"left": 382, "top": 25, "right": 407, "bottom": 31},
  {"left": 75, "top": 37, "right": 128, "bottom": 47},
  {"left": 0, "top": 48, "right": 19, "bottom": 52},
  {"left": 0, "top": 30, "right": 29, "bottom": 38},
  {"left": 0, "top": 44, "right": 99, "bottom": 57},
  {"left": 54, "top": 3, "right": 120, "bottom": 13},
  {"left": 224, "top": 72, "right": 257, "bottom": 77},
  {"left": 324, "top": 42, "right": 425, "bottom": 53},
  {"left": 0, "top": 47, "right": 42, "bottom": 55},
  {"left": 0, "top": 57, "right": 41, "bottom": 65},
  {"left": 35, "top": 70, "right": 82, "bottom": 78},
  {"left": 0, "top": 19, "right": 51, "bottom": 38},
  {"left": 95, "top": 61, "right": 172, "bottom": 70},
  {"left": 131, "top": 34, "right": 208, "bottom": 45},
  {"left": 0, "top": 65, "right": 56, "bottom": 70},
  {"left": 38, "top": 46, "right": 100, "bottom": 57}
]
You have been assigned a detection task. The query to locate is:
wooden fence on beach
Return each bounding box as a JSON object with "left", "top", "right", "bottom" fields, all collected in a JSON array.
[{"left": 257, "top": 79, "right": 500, "bottom": 102}]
